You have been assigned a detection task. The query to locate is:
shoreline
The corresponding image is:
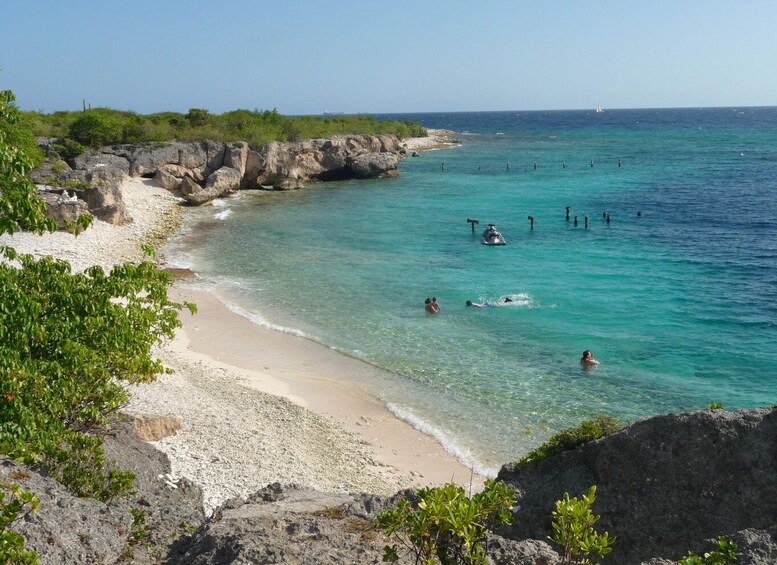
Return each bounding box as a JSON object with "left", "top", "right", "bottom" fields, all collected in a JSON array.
[{"left": 5, "top": 139, "right": 484, "bottom": 514}]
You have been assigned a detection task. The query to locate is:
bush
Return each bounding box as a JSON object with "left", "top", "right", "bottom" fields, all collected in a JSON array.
[
  {"left": 377, "top": 480, "right": 515, "bottom": 564},
  {"left": 517, "top": 415, "right": 621, "bottom": 467},
  {"left": 550, "top": 485, "right": 615, "bottom": 564},
  {"left": 68, "top": 111, "right": 122, "bottom": 147},
  {"left": 0, "top": 483, "right": 40, "bottom": 564},
  {"left": 52, "top": 137, "right": 85, "bottom": 160},
  {"left": 0, "top": 249, "right": 194, "bottom": 500},
  {"left": 677, "top": 536, "right": 737, "bottom": 564}
]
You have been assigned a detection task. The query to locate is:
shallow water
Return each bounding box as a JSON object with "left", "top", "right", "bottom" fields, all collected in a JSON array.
[{"left": 166, "top": 108, "right": 777, "bottom": 475}]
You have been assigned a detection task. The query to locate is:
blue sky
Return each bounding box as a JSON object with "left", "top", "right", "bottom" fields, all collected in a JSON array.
[{"left": 1, "top": 0, "right": 776, "bottom": 115}]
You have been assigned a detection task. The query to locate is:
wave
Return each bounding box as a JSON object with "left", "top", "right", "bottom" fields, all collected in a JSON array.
[
  {"left": 218, "top": 297, "right": 310, "bottom": 339},
  {"left": 387, "top": 402, "right": 498, "bottom": 478},
  {"left": 214, "top": 209, "right": 233, "bottom": 220}
]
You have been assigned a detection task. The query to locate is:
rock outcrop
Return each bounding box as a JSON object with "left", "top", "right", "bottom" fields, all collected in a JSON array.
[
  {"left": 35, "top": 134, "right": 405, "bottom": 216},
  {"left": 496, "top": 407, "right": 777, "bottom": 564},
  {"left": 3, "top": 416, "right": 203, "bottom": 564}
]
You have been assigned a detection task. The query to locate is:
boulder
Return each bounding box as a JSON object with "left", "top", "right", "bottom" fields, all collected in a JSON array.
[
  {"left": 81, "top": 184, "right": 132, "bottom": 225},
  {"left": 173, "top": 484, "right": 390, "bottom": 564},
  {"left": 487, "top": 536, "right": 561, "bottom": 564},
  {"left": 223, "top": 142, "right": 249, "bottom": 176},
  {"left": 203, "top": 141, "right": 226, "bottom": 176},
  {"left": 70, "top": 152, "right": 130, "bottom": 177},
  {"left": 132, "top": 415, "right": 183, "bottom": 441},
  {"left": 178, "top": 143, "right": 208, "bottom": 170},
  {"left": 205, "top": 166, "right": 241, "bottom": 195},
  {"left": 40, "top": 191, "right": 90, "bottom": 229},
  {"left": 180, "top": 176, "right": 202, "bottom": 196},
  {"left": 496, "top": 407, "right": 777, "bottom": 564},
  {"left": 348, "top": 152, "right": 400, "bottom": 179},
  {"left": 155, "top": 168, "right": 182, "bottom": 190},
  {"left": 128, "top": 144, "right": 180, "bottom": 177}
]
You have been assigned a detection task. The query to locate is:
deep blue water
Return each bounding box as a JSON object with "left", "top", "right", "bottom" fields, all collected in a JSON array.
[{"left": 167, "top": 107, "right": 777, "bottom": 475}]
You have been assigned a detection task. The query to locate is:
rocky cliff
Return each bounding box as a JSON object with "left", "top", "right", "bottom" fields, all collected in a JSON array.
[
  {"left": 497, "top": 407, "right": 777, "bottom": 564},
  {"left": 33, "top": 135, "right": 405, "bottom": 225},
  {"left": 11, "top": 408, "right": 777, "bottom": 564}
]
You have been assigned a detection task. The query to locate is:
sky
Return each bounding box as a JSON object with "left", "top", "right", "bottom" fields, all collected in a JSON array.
[{"left": 1, "top": 0, "right": 776, "bottom": 115}]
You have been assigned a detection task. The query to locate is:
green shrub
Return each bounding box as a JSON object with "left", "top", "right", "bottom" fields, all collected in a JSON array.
[
  {"left": 68, "top": 111, "right": 123, "bottom": 147},
  {"left": 0, "top": 483, "right": 40, "bottom": 564},
  {"left": 517, "top": 415, "right": 621, "bottom": 467},
  {"left": 707, "top": 403, "right": 725, "bottom": 410},
  {"left": 52, "top": 138, "right": 85, "bottom": 160},
  {"left": 377, "top": 480, "right": 515, "bottom": 564},
  {"left": 677, "top": 536, "right": 737, "bottom": 564},
  {"left": 550, "top": 485, "right": 615, "bottom": 564},
  {"left": 0, "top": 249, "right": 194, "bottom": 500}
]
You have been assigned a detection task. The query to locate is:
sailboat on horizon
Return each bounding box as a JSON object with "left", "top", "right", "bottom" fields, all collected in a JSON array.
[{"left": 596, "top": 104, "right": 604, "bottom": 113}]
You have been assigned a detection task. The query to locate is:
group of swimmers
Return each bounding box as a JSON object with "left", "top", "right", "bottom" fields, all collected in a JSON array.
[{"left": 425, "top": 296, "right": 601, "bottom": 369}]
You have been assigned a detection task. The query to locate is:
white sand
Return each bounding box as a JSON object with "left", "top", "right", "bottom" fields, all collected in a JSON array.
[
  {"left": 403, "top": 129, "right": 458, "bottom": 151},
  {"left": 4, "top": 173, "right": 480, "bottom": 514}
]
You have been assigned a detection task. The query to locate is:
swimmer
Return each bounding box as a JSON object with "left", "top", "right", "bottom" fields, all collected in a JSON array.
[
  {"left": 430, "top": 297, "right": 440, "bottom": 314},
  {"left": 465, "top": 300, "right": 485, "bottom": 308},
  {"left": 580, "top": 350, "right": 600, "bottom": 368}
]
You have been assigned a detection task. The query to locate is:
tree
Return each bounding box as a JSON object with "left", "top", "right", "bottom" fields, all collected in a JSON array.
[
  {"left": 67, "top": 111, "right": 122, "bottom": 147},
  {"left": 0, "top": 87, "right": 194, "bottom": 499}
]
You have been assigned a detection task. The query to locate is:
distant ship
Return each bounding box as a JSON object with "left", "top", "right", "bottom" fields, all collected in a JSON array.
[
  {"left": 596, "top": 104, "right": 604, "bottom": 113},
  {"left": 323, "top": 111, "right": 344, "bottom": 116}
]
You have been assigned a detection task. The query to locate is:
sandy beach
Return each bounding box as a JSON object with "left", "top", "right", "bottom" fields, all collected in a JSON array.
[{"left": 2, "top": 167, "right": 480, "bottom": 514}]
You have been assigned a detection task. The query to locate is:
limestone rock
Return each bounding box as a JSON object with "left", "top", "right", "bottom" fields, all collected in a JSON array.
[
  {"left": 154, "top": 168, "right": 182, "bottom": 190},
  {"left": 81, "top": 184, "right": 132, "bottom": 225},
  {"left": 132, "top": 415, "right": 183, "bottom": 441},
  {"left": 488, "top": 536, "right": 561, "bottom": 564},
  {"left": 178, "top": 143, "right": 208, "bottom": 170},
  {"left": 70, "top": 152, "right": 130, "bottom": 178},
  {"left": 173, "top": 484, "right": 390, "bottom": 564},
  {"left": 205, "top": 166, "right": 241, "bottom": 195},
  {"left": 223, "top": 141, "right": 249, "bottom": 176},
  {"left": 40, "top": 191, "right": 90, "bottom": 229},
  {"left": 348, "top": 152, "right": 400, "bottom": 178},
  {"left": 496, "top": 407, "right": 777, "bottom": 564},
  {"left": 181, "top": 176, "right": 202, "bottom": 196},
  {"left": 129, "top": 144, "right": 180, "bottom": 177},
  {"left": 204, "top": 141, "right": 225, "bottom": 176}
]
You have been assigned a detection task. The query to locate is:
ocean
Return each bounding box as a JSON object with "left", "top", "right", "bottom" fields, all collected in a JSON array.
[{"left": 165, "top": 108, "right": 777, "bottom": 476}]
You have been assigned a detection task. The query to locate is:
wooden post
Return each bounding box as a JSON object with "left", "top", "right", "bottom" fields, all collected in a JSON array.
[
  {"left": 606, "top": 214, "right": 611, "bottom": 224},
  {"left": 574, "top": 216, "right": 578, "bottom": 227},
  {"left": 528, "top": 215, "right": 535, "bottom": 230},
  {"left": 585, "top": 216, "right": 589, "bottom": 229},
  {"left": 441, "top": 162, "right": 445, "bottom": 171},
  {"left": 603, "top": 211, "right": 607, "bottom": 219},
  {"left": 534, "top": 161, "right": 538, "bottom": 170},
  {"left": 565, "top": 206, "right": 571, "bottom": 221},
  {"left": 467, "top": 218, "right": 479, "bottom": 233},
  {"left": 506, "top": 161, "right": 510, "bottom": 171}
]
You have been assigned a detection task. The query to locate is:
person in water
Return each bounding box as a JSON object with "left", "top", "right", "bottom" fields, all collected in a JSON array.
[
  {"left": 425, "top": 297, "right": 440, "bottom": 314},
  {"left": 466, "top": 297, "right": 514, "bottom": 308},
  {"left": 580, "top": 350, "right": 600, "bottom": 367}
]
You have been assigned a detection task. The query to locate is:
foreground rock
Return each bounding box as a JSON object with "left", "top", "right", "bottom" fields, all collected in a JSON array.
[
  {"left": 496, "top": 407, "right": 777, "bottom": 564},
  {"left": 173, "top": 483, "right": 558, "bottom": 565},
  {"left": 2, "top": 417, "right": 204, "bottom": 564}
]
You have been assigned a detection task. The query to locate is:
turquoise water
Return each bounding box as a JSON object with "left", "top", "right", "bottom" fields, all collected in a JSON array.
[{"left": 167, "top": 108, "right": 777, "bottom": 475}]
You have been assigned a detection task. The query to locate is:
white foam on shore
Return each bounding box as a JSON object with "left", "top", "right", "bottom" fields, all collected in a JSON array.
[
  {"left": 214, "top": 209, "right": 233, "bottom": 220},
  {"left": 387, "top": 403, "right": 498, "bottom": 479},
  {"left": 220, "top": 297, "right": 310, "bottom": 339}
]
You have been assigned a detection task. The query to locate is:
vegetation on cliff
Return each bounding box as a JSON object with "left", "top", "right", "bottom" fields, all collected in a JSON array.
[
  {"left": 23, "top": 107, "right": 427, "bottom": 157},
  {"left": 515, "top": 414, "right": 622, "bottom": 468},
  {"left": 1, "top": 88, "right": 191, "bottom": 560}
]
